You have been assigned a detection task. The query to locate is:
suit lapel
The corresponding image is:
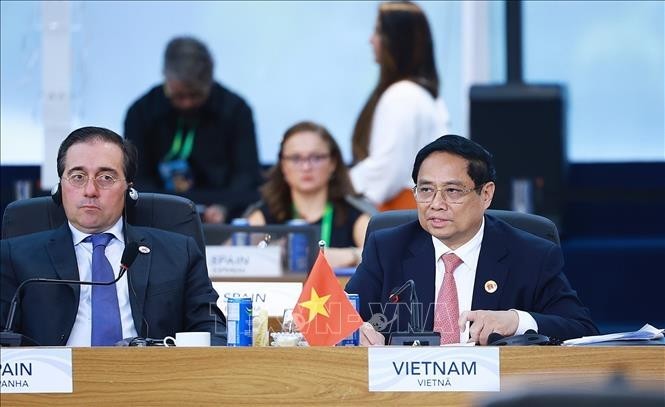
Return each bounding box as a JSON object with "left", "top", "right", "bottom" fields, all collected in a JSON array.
[
  {"left": 124, "top": 224, "right": 152, "bottom": 336},
  {"left": 46, "top": 224, "right": 80, "bottom": 304},
  {"left": 401, "top": 224, "right": 436, "bottom": 329},
  {"left": 43, "top": 224, "right": 81, "bottom": 344},
  {"left": 472, "top": 216, "right": 510, "bottom": 310}
]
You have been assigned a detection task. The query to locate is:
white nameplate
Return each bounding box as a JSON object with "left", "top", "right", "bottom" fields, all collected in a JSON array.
[
  {"left": 212, "top": 281, "right": 303, "bottom": 317},
  {"left": 206, "top": 246, "right": 281, "bottom": 278},
  {"left": 368, "top": 347, "right": 499, "bottom": 392},
  {"left": 1, "top": 348, "right": 72, "bottom": 394}
]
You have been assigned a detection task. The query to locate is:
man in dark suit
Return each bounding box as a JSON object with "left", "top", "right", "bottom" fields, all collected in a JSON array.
[
  {"left": 124, "top": 36, "right": 261, "bottom": 223},
  {"left": 346, "top": 135, "right": 597, "bottom": 345},
  {"left": 1, "top": 126, "right": 226, "bottom": 346}
]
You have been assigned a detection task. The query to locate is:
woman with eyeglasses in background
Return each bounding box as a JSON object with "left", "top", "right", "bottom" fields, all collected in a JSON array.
[
  {"left": 246, "top": 121, "right": 371, "bottom": 268},
  {"left": 350, "top": 1, "right": 450, "bottom": 211}
]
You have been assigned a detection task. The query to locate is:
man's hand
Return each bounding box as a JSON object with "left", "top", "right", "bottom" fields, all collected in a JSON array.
[
  {"left": 458, "top": 310, "right": 519, "bottom": 345},
  {"left": 359, "top": 322, "right": 385, "bottom": 346}
]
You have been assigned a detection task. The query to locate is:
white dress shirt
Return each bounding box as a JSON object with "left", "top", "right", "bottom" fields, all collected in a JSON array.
[
  {"left": 66, "top": 218, "right": 138, "bottom": 346},
  {"left": 432, "top": 217, "right": 537, "bottom": 343},
  {"left": 350, "top": 80, "right": 450, "bottom": 205}
]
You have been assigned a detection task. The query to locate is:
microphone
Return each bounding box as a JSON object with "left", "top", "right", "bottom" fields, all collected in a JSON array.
[
  {"left": 389, "top": 280, "right": 414, "bottom": 303},
  {"left": 1, "top": 242, "right": 140, "bottom": 347},
  {"left": 386, "top": 279, "right": 441, "bottom": 346},
  {"left": 120, "top": 242, "right": 140, "bottom": 271},
  {"left": 388, "top": 280, "right": 422, "bottom": 331}
]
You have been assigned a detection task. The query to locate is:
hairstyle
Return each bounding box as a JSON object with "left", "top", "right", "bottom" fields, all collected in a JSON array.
[
  {"left": 57, "top": 126, "right": 138, "bottom": 183},
  {"left": 261, "top": 121, "right": 355, "bottom": 225},
  {"left": 163, "top": 36, "right": 214, "bottom": 92},
  {"left": 411, "top": 135, "right": 497, "bottom": 188},
  {"left": 352, "top": 1, "right": 439, "bottom": 161}
]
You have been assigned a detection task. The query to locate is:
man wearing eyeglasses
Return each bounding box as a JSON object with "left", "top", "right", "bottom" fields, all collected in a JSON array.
[
  {"left": 124, "top": 36, "right": 261, "bottom": 223},
  {"left": 0, "top": 126, "right": 227, "bottom": 346},
  {"left": 346, "top": 135, "right": 598, "bottom": 345}
]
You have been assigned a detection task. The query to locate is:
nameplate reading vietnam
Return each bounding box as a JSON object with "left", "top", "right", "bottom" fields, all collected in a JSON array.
[
  {"left": 368, "top": 347, "right": 499, "bottom": 392},
  {"left": 1, "top": 348, "right": 73, "bottom": 394}
]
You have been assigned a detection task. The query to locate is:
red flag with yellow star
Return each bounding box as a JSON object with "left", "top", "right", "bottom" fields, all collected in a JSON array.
[{"left": 292, "top": 250, "right": 363, "bottom": 346}]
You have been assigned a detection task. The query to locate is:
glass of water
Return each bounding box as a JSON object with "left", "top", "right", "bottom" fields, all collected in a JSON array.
[{"left": 282, "top": 308, "right": 297, "bottom": 333}]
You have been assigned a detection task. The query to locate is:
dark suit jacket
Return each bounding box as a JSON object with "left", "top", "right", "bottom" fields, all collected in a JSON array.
[
  {"left": 124, "top": 82, "right": 261, "bottom": 219},
  {"left": 345, "top": 215, "right": 598, "bottom": 341},
  {"left": 1, "top": 223, "right": 227, "bottom": 346}
]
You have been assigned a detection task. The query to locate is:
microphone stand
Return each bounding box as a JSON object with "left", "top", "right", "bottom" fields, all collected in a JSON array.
[
  {"left": 1, "top": 270, "right": 127, "bottom": 347},
  {"left": 1, "top": 241, "right": 139, "bottom": 347},
  {"left": 411, "top": 289, "right": 423, "bottom": 334},
  {"left": 388, "top": 281, "right": 441, "bottom": 346}
]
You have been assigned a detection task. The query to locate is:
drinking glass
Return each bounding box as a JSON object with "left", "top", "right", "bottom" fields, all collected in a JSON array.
[{"left": 282, "top": 308, "right": 297, "bottom": 333}]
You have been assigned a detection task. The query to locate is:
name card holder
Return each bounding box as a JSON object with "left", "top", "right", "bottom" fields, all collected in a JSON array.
[
  {"left": 212, "top": 281, "right": 303, "bottom": 317},
  {"left": 206, "top": 246, "right": 281, "bottom": 278},
  {"left": 368, "top": 347, "right": 500, "bottom": 392},
  {"left": 1, "top": 348, "right": 72, "bottom": 394}
]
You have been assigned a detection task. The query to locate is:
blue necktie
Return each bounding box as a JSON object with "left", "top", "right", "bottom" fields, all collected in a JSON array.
[{"left": 90, "top": 233, "right": 122, "bottom": 346}]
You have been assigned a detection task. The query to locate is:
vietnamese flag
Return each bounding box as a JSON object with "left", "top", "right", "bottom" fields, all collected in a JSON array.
[{"left": 292, "top": 250, "right": 363, "bottom": 346}]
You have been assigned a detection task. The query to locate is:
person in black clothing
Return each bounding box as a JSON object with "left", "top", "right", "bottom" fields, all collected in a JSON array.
[
  {"left": 124, "top": 36, "right": 261, "bottom": 223},
  {"left": 246, "top": 121, "right": 371, "bottom": 268}
]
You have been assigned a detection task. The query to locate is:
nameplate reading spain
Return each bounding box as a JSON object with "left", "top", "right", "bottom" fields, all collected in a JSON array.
[
  {"left": 368, "top": 347, "right": 499, "bottom": 392},
  {"left": 212, "top": 281, "right": 303, "bottom": 317},
  {"left": 1, "top": 348, "right": 72, "bottom": 394},
  {"left": 206, "top": 246, "right": 281, "bottom": 277}
]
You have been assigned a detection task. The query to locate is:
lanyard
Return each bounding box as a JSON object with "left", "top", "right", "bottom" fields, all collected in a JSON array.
[
  {"left": 293, "top": 202, "right": 333, "bottom": 247},
  {"left": 164, "top": 118, "right": 196, "bottom": 162}
]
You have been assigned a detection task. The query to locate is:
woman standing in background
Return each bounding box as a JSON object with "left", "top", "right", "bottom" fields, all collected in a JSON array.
[{"left": 351, "top": 1, "right": 450, "bottom": 210}]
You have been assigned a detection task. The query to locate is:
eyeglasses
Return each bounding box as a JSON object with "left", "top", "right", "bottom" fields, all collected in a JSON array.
[
  {"left": 281, "top": 154, "right": 331, "bottom": 167},
  {"left": 413, "top": 183, "right": 485, "bottom": 204},
  {"left": 63, "top": 171, "right": 124, "bottom": 190}
]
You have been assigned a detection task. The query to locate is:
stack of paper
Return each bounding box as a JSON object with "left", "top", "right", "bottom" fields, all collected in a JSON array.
[{"left": 563, "top": 323, "right": 664, "bottom": 346}]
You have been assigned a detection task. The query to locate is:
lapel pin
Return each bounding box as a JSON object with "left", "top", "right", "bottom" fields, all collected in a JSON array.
[
  {"left": 138, "top": 245, "right": 151, "bottom": 254},
  {"left": 484, "top": 280, "right": 497, "bottom": 294}
]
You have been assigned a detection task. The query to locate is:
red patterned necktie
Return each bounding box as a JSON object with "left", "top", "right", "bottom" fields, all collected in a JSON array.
[{"left": 434, "top": 253, "right": 463, "bottom": 345}]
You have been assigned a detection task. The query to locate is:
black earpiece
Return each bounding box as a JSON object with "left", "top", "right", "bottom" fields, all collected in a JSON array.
[
  {"left": 51, "top": 183, "right": 62, "bottom": 205},
  {"left": 51, "top": 182, "right": 139, "bottom": 208}
]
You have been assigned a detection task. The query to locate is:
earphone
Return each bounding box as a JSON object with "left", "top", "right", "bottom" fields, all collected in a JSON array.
[{"left": 51, "top": 182, "right": 139, "bottom": 208}]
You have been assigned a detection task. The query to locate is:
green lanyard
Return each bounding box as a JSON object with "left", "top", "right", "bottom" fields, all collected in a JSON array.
[
  {"left": 293, "top": 202, "right": 333, "bottom": 247},
  {"left": 164, "top": 118, "right": 196, "bottom": 162}
]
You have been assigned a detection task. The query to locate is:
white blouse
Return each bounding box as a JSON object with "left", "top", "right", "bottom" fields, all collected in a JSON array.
[{"left": 350, "top": 80, "right": 450, "bottom": 205}]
